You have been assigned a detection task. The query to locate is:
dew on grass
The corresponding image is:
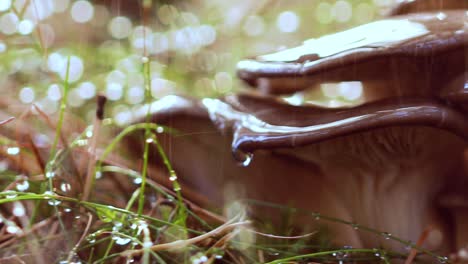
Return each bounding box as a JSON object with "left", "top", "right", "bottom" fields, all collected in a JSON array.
[
  {"left": 438, "top": 256, "right": 449, "bottom": 263},
  {"left": 16, "top": 180, "right": 29, "bottom": 191},
  {"left": 95, "top": 171, "right": 102, "bottom": 179},
  {"left": 12, "top": 202, "right": 25, "bottom": 217},
  {"left": 60, "top": 182, "right": 71, "bottom": 192},
  {"left": 312, "top": 212, "right": 320, "bottom": 220},
  {"left": 381, "top": 232, "right": 391, "bottom": 240},
  {"left": 4, "top": 190, "right": 17, "bottom": 199},
  {"left": 48, "top": 199, "right": 61, "bottom": 206},
  {"left": 133, "top": 177, "right": 142, "bottom": 184},
  {"left": 145, "top": 137, "right": 154, "bottom": 143},
  {"left": 6, "top": 225, "right": 21, "bottom": 234},
  {"left": 156, "top": 126, "right": 164, "bottom": 133},
  {"left": 7, "top": 147, "right": 20, "bottom": 155},
  {"left": 45, "top": 171, "right": 56, "bottom": 179},
  {"left": 143, "top": 241, "right": 153, "bottom": 248}
]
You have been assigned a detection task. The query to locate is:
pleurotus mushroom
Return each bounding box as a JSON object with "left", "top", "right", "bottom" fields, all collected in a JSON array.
[
  {"left": 390, "top": 0, "right": 468, "bottom": 16},
  {"left": 126, "top": 3, "right": 468, "bottom": 256},
  {"left": 236, "top": 10, "right": 467, "bottom": 102}
]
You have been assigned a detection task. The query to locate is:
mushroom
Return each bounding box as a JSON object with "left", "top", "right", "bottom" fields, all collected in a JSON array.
[
  {"left": 389, "top": 0, "right": 468, "bottom": 16},
  {"left": 126, "top": 5, "right": 468, "bottom": 255},
  {"left": 236, "top": 10, "right": 467, "bottom": 101}
]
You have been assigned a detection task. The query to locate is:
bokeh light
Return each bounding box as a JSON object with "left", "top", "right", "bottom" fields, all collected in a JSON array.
[
  {"left": 71, "top": 0, "right": 94, "bottom": 23},
  {"left": 108, "top": 16, "right": 132, "bottom": 39},
  {"left": 277, "top": 11, "right": 300, "bottom": 33}
]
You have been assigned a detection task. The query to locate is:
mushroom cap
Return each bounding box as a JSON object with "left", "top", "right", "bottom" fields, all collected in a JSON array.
[
  {"left": 237, "top": 11, "right": 467, "bottom": 99},
  {"left": 131, "top": 93, "right": 468, "bottom": 155},
  {"left": 390, "top": 0, "right": 468, "bottom": 16}
]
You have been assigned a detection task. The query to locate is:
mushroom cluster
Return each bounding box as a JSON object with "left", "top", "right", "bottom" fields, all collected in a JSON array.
[{"left": 128, "top": 0, "right": 468, "bottom": 255}]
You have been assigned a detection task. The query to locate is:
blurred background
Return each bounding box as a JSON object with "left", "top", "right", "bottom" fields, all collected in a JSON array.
[{"left": 0, "top": 0, "right": 398, "bottom": 125}]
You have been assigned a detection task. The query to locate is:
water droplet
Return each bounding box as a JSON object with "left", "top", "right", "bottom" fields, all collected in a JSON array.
[
  {"left": 233, "top": 150, "right": 253, "bottom": 167},
  {"left": 16, "top": 180, "right": 29, "bottom": 191},
  {"left": 173, "top": 185, "right": 181, "bottom": 192},
  {"left": 64, "top": 208, "right": 72, "bottom": 213},
  {"left": 312, "top": 212, "right": 320, "bottom": 220},
  {"left": 215, "top": 255, "right": 223, "bottom": 259},
  {"left": 6, "top": 225, "right": 21, "bottom": 234},
  {"left": 143, "top": 241, "right": 153, "bottom": 248},
  {"left": 60, "top": 182, "right": 71, "bottom": 192},
  {"left": 95, "top": 171, "right": 102, "bottom": 179},
  {"left": 156, "top": 126, "right": 164, "bottom": 133},
  {"left": 48, "top": 199, "right": 61, "bottom": 206},
  {"left": 45, "top": 171, "right": 55, "bottom": 179},
  {"left": 4, "top": 190, "right": 17, "bottom": 199},
  {"left": 438, "top": 256, "right": 448, "bottom": 263},
  {"left": 86, "top": 130, "right": 93, "bottom": 138},
  {"left": 381, "top": 232, "right": 391, "bottom": 240},
  {"left": 141, "top": 56, "right": 149, "bottom": 63},
  {"left": 145, "top": 137, "right": 154, "bottom": 143},
  {"left": 114, "top": 235, "right": 131, "bottom": 245},
  {"left": 12, "top": 202, "right": 25, "bottom": 216},
  {"left": 169, "top": 171, "right": 177, "bottom": 181},
  {"left": 133, "top": 177, "right": 142, "bottom": 184},
  {"left": 351, "top": 223, "right": 359, "bottom": 230},
  {"left": 77, "top": 139, "right": 88, "bottom": 146},
  {"left": 7, "top": 147, "right": 20, "bottom": 155}
]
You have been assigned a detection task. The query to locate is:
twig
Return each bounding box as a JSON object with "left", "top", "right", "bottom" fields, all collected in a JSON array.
[{"left": 67, "top": 213, "right": 93, "bottom": 262}]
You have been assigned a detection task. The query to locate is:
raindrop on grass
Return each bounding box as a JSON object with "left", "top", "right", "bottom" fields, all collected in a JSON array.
[
  {"left": 312, "top": 212, "right": 320, "bottom": 220},
  {"left": 7, "top": 147, "right": 20, "bottom": 155},
  {"left": 113, "top": 235, "right": 131, "bottom": 245},
  {"left": 143, "top": 241, "right": 153, "bottom": 248},
  {"left": 16, "top": 180, "right": 29, "bottom": 191},
  {"left": 60, "top": 183, "right": 71, "bottom": 192},
  {"left": 5, "top": 190, "right": 17, "bottom": 198},
  {"left": 169, "top": 171, "right": 177, "bottom": 181},
  {"left": 438, "top": 256, "right": 448, "bottom": 263},
  {"left": 48, "top": 199, "right": 61, "bottom": 206},
  {"left": 381, "top": 232, "right": 391, "bottom": 240},
  {"left": 45, "top": 171, "right": 55, "bottom": 178},
  {"left": 133, "top": 177, "right": 142, "bottom": 184}
]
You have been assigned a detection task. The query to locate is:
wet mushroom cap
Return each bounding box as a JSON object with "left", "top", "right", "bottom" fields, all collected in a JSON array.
[
  {"left": 237, "top": 11, "right": 467, "bottom": 99},
  {"left": 130, "top": 93, "right": 468, "bottom": 155},
  {"left": 389, "top": 0, "right": 468, "bottom": 16}
]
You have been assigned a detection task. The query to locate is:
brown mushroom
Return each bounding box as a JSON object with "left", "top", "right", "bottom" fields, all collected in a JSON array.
[
  {"left": 127, "top": 91, "right": 468, "bottom": 253},
  {"left": 236, "top": 10, "right": 467, "bottom": 104},
  {"left": 390, "top": 0, "right": 468, "bottom": 16},
  {"left": 126, "top": 3, "right": 468, "bottom": 256}
]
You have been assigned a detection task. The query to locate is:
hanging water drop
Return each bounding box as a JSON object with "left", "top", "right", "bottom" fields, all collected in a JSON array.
[
  {"left": 48, "top": 199, "right": 61, "bottom": 206},
  {"left": 133, "top": 177, "right": 142, "bottom": 184},
  {"left": 233, "top": 149, "right": 253, "bottom": 167},
  {"left": 16, "top": 180, "right": 29, "bottom": 191},
  {"left": 60, "top": 182, "right": 71, "bottom": 192},
  {"left": 381, "top": 232, "right": 391, "bottom": 240},
  {"left": 312, "top": 212, "right": 320, "bottom": 220}
]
